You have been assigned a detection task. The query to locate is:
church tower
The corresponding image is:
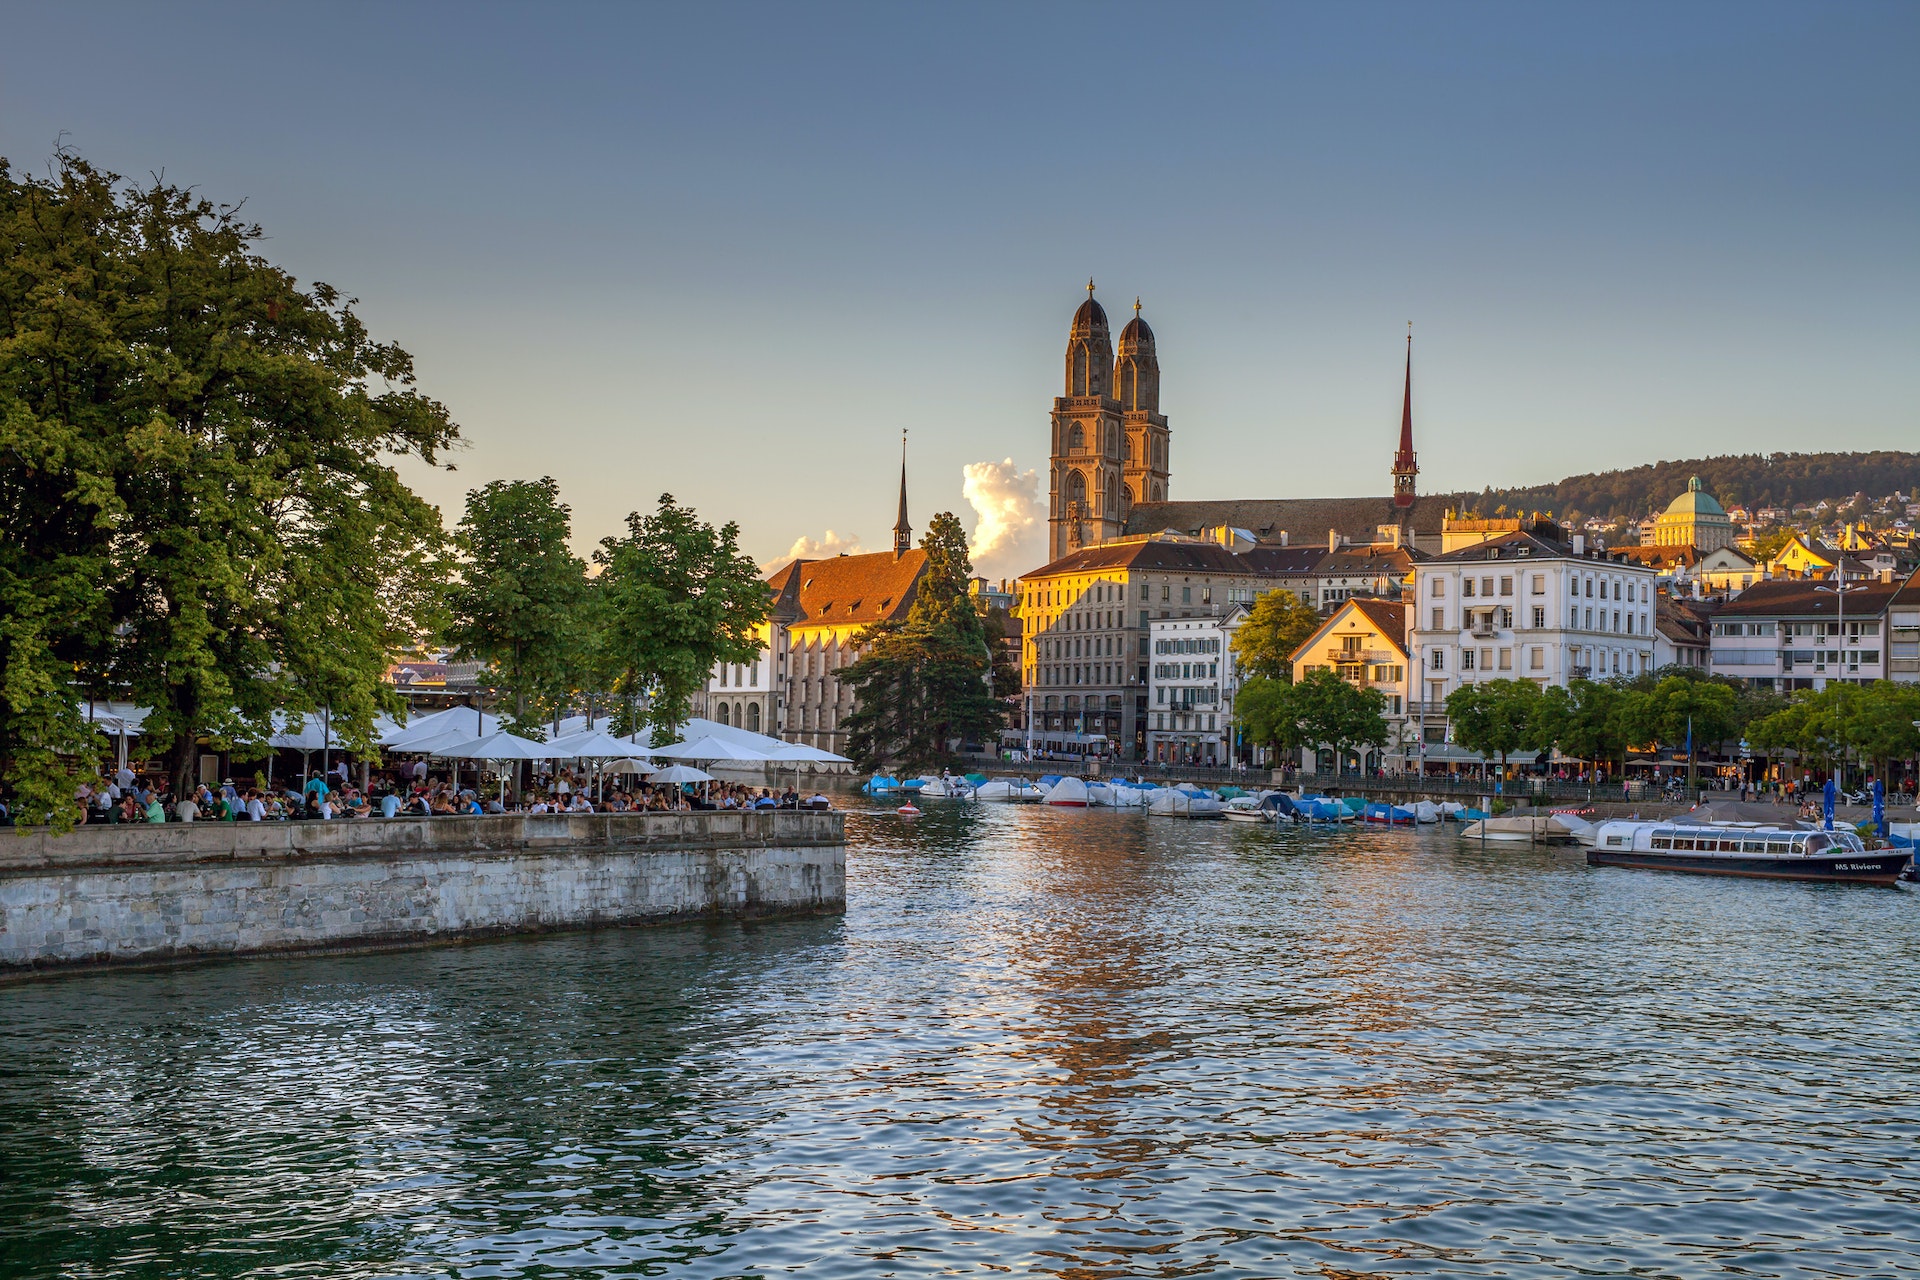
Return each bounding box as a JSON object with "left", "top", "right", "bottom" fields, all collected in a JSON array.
[
  {"left": 1392, "top": 329, "right": 1418, "bottom": 512},
  {"left": 892, "top": 431, "right": 912, "bottom": 558},
  {"left": 1116, "top": 298, "right": 1169, "bottom": 521},
  {"left": 1049, "top": 282, "right": 1129, "bottom": 562}
]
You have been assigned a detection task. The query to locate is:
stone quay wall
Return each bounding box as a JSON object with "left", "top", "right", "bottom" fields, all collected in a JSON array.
[{"left": 0, "top": 810, "right": 844, "bottom": 977}]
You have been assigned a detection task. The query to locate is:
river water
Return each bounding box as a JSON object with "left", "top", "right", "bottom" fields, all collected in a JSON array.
[{"left": 2, "top": 805, "right": 1917, "bottom": 1278}]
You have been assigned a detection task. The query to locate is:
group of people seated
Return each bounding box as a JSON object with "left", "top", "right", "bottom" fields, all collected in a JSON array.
[{"left": 54, "top": 763, "right": 832, "bottom": 825}]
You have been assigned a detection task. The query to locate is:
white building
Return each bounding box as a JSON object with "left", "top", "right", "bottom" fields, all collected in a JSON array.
[
  {"left": 1708, "top": 578, "right": 1900, "bottom": 691},
  {"left": 1146, "top": 612, "right": 1240, "bottom": 765},
  {"left": 1408, "top": 524, "right": 1658, "bottom": 713}
]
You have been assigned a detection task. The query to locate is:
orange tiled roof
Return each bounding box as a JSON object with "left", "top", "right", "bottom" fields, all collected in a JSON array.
[{"left": 767, "top": 549, "right": 929, "bottom": 628}]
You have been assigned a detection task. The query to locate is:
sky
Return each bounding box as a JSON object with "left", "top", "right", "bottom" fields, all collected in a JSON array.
[{"left": 3, "top": 3, "right": 1915, "bottom": 579}]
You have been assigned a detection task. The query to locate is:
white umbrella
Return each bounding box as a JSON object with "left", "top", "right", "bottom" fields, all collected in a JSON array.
[
  {"left": 650, "top": 735, "right": 773, "bottom": 762},
  {"left": 546, "top": 729, "right": 656, "bottom": 759},
  {"left": 649, "top": 764, "right": 713, "bottom": 784},
  {"left": 601, "top": 757, "right": 655, "bottom": 775},
  {"left": 382, "top": 706, "right": 499, "bottom": 748},
  {"left": 768, "top": 743, "right": 851, "bottom": 764},
  {"left": 437, "top": 731, "right": 565, "bottom": 761}
]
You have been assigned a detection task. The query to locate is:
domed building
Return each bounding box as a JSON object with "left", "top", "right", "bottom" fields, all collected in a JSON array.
[{"left": 1651, "top": 476, "right": 1735, "bottom": 551}]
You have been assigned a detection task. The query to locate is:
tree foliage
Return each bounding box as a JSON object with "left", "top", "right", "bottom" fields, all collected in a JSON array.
[
  {"left": 1235, "top": 669, "right": 1386, "bottom": 768},
  {"left": 1749, "top": 681, "right": 1920, "bottom": 780},
  {"left": 1429, "top": 451, "right": 1920, "bottom": 523},
  {"left": 442, "top": 478, "right": 587, "bottom": 737},
  {"left": 1445, "top": 679, "right": 1545, "bottom": 770},
  {"left": 841, "top": 513, "right": 1002, "bottom": 772},
  {"left": 0, "top": 151, "right": 456, "bottom": 822},
  {"left": 1231, "top": 589, "right": 1323, "bottom": 682},
  {"left": 593, "top": 493, "right": 769, "bottom": 740}
]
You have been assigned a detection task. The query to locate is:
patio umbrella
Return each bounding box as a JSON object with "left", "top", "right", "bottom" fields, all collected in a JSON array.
[
  {"left": 601, "top": 758, "right": 655, "bottom": 775},
  {"left": 437, "top": 731, "right": 567, "bottom": 805},
  {"left": 649, "top": 764, "right": 713, "bottom": 785},
  {"left": 546, "top": 729, "right": 655, "bottom": 759},
  {"left": 650, "top": 736, "right": 773, "bottom": 762},
  {"left": 766, "top": 741, "right": 850, "bottom": 801}
]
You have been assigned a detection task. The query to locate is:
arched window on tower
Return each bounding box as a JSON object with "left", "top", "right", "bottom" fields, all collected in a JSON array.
[
  {"left": 1122, "top": 484, "right": 1133, "bottom": 517},
  {"left": 1123, "top": 435, "right": 1133, "bottom": 462},
  {"left": 1067, "top": 470, "right": 1087, "bottom": 507},
  {"left": 1067, "top": 423, "right": 1085, "bottom": 453},
  {"left": 1105, "top": 473, "right": 1118, "bottom": 517}
]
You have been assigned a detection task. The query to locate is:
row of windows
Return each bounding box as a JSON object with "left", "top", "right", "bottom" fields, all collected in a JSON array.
[
  {"left": 1427, "top": 646, "right": 1644, "bottom": 676},
  {"left": 1151, "top": 713, "right": 1219, "bottom": 732},
  {"left": 1023, "top": 581, "right": 1220, "bottom": 610},
  {"left": 1430, "top": 572, "right": 1649, "bottom": 602},
  {"left": 1156, "top": 686, "right": 1220, "bottom": 706},
  {"left": 1154, "top": 637, "right": 1221, "bottom": 655},
  {"left": 1426, "top": 606, "right": 1647, "bottom": 635},
  {"left": 1153, "top": 662, "right": 1220, "bottom": 680}
]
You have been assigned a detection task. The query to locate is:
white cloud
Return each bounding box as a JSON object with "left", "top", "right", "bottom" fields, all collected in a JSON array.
[
  {"left": 760, "top": 529, "right": 866, "bottom": 575},
  {"left": 963, "top": 458, "right": 1044, "bottom": 581}
]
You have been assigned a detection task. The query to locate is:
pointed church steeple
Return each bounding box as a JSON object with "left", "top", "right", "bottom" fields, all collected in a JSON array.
[
  {"left": 893, "top": 430, "right": 912, "bottom": 557},
  {"left": 1393, "top": 326, "right": 1418, "bottom": 510}
]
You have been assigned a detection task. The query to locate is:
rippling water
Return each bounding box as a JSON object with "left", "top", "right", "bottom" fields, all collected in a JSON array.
[{"left": 3, "top": 805, "right": 1918, "bottom": 1278}]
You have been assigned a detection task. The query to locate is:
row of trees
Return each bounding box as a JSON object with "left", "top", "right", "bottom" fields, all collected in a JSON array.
[
  {"left": 1748, "top": 682, "right": 1920, "bottom": 788},
  {"left": 0, "top": 152, "right": 770, "bottom": 827},
  {"left": 1430, "top": 450, "right": 1920, "bottom": 524},
  {"left": 443, "top": 479, "right": 767, "bottom": 741}
]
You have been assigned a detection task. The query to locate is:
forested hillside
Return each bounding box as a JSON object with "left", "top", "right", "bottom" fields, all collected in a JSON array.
[{"left": 1432, "top": 452, "right": 1920, "bottom": 523}]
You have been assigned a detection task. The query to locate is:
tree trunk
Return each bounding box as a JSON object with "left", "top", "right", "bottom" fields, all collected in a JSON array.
[{"left": 169, "top": 728, "right": 197, "bottom": 802}]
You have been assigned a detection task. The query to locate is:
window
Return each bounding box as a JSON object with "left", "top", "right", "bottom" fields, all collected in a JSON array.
[
  {"left": 1481, "top": 577, "right": 1494, "bottom": 596},
  {"left": 1462, "top": 649, "right": 1476, "bottom": 671},
  {"left": 1182, "top": 586, "right": 1192, "bottom": 604},
  {"left": 1531, "top": 574, "right": 1545, "bottom": 595},
  {"left": 1432, "top": 607, "right": 1445, "bottom": 630},
  {"left": 1532, "top": 607, "right": 1545, "bottom": 628},
  {"left": 1585, "top": 577, "right": 1594, "bottom": 597},
  {"left": 1529, "top": 646, "right": 1543, "bottom": 670},
  {"left": 1431, "top": 649, "right": 1446, "bottom": 671},
  {"left": 1498, "top": 649, "right": 1511, "bottom": 670},
  {"left": 1140, "top": 584, "right": 1150, "bottom": 601},
  {"left": 1431, "top": 578, "right": 1446, "bottom": 598},
  {"left": 1499, "top": 576, "right": 1513, "bottom": 596},
  {"left": 1161, "top": 585, "right": 1171, "bottom": 601}
]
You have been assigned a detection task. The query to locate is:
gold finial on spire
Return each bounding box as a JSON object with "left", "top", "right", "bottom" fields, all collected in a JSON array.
[
  {"left": 1134, "top": 297, "right": 1142, "bottom": 317},
  {"left": 1087, "top": 278, "right": 1096, "bottom": 297}
]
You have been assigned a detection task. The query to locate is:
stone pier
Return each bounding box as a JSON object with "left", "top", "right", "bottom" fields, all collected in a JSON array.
[{"left": 0, "top": 810, "right": 844, "bottom": 977}]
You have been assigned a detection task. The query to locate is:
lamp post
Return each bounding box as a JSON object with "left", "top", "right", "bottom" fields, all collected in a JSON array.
[{"left": 1814, "top": 578, "right": 1866, "bottom": 686}]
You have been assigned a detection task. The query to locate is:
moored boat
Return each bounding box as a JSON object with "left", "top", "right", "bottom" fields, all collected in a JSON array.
[
  {"left": 1045, "top": 776, "right": 1090, "bottom": 807},
  {"left": 1586, "top": 821, "right": 1912, "bottom": 885},
  {"left": 1459, "top": 815, "right": 1581, "bottom": 843}
]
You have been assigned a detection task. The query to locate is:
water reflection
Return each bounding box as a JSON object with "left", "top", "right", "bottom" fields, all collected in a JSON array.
[{"left": 2, "top": 808, "right": 1916, "bottom": 1278}]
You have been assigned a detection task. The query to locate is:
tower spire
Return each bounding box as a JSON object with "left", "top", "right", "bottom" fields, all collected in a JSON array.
[
  {"left": 893, "top": 429, "right": 912, "bottom": 557},
  {"left": 1392, "top": 325, "right": 1418, "bottom": 510}
]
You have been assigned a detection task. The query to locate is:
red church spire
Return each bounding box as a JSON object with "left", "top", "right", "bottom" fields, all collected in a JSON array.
[{"left": 1392, "top": 326, "right": 1418, "bottom": 510}]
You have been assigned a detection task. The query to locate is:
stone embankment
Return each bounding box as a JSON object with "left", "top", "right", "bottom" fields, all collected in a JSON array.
[{"left": 0, "top": 810, "right": 844, "bottom": 978}]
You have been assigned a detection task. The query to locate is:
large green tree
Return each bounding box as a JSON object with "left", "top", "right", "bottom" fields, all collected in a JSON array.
[
  {"left": 1624, "top": 675, "right": 1739, "bottom": 791},
  {"left": 442, "top": 477, "right": 588, "bottom": 737},
  {"left": 1230, "top": 589, "right": 1324, "bottom": 682},
  {"left": 1, "top": 152, "right": 456, "bottom": 821},
  {"left": 841, "top": 512, "right": 1003, "bottom": 771},
  {"left": 594, "top": 493, "right": 768, "bottom": 740},
  {"left": 1446, "top": 679, "right": 1546, "bottom": 775},
  {"left": 1234, "top": 669, "right": 1386, "bottom": 771}
]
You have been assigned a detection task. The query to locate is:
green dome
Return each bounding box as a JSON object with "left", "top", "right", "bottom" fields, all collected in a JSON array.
[{"left": 1663, "top": 475, "right": 1727, "bottom": 518}]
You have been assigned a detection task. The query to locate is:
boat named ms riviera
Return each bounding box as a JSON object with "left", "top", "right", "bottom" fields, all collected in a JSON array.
[{"left": 1586, "top": 820, "right": 1911, "bottom": 886}]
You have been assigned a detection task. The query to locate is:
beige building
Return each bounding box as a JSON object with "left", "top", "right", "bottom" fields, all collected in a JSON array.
[
  {"left": 1651, "top": 476, "right": 1735, "bottom": 551},
  {"left": 1288, "top": 599, "right": 1413, "bottom": 771}
]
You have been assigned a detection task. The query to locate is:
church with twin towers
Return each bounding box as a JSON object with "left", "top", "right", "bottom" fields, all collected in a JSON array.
[{"left": 1044, "top": 282, "right": 1435, "bottom": 565}]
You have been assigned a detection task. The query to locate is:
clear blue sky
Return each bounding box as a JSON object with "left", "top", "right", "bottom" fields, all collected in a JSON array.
[{"left": 4, "top": 3, "right": 1914, "bottom": 576}]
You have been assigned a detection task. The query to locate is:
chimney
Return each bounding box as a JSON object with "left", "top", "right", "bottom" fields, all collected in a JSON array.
[
  {"left": 1329, "top": 528, "right": 1342, "bottom": 553},
  {"left": 1572, "top": 534, "right": 1586, "bottom": 557}
]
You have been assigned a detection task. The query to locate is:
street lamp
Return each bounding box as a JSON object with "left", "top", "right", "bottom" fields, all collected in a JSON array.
[{"left": 1814, "top": 578, "right": 1867, "bottom": 685}]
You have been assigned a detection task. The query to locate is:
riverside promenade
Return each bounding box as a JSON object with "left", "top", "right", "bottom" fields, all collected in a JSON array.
[{"left": 0, "top": 810, "right": 844, "bottom": 978}]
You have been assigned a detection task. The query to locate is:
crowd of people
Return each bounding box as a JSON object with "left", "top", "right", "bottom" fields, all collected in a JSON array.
[{"left": 2, "top": 761, "right": 832, "bottom": 827}]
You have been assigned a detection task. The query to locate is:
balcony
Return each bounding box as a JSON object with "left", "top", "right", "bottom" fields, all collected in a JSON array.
[{"left": 1327, "top": 647, "right": 1398, "bottom": 664}]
